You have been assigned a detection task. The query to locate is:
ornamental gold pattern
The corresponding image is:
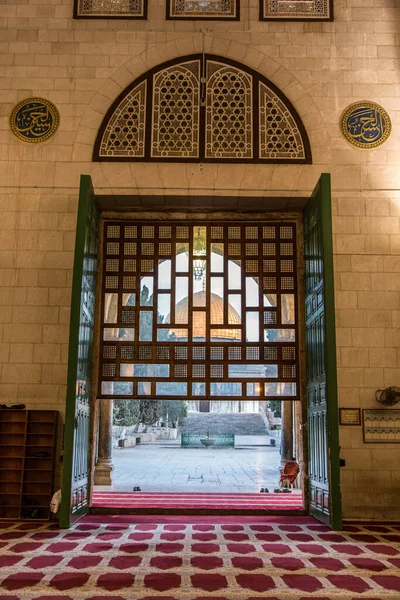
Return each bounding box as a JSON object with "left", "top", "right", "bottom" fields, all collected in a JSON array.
[
  {"left": 340, "top": 101, "right": 392, "bottom": 150},
  {"left": 9, "top": 98, "right": 60, "bottom": 144}
]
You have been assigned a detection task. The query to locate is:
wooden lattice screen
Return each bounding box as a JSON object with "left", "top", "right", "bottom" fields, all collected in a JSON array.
[{"left": 99, "top": 221, "right": 299, "bottom": 401}]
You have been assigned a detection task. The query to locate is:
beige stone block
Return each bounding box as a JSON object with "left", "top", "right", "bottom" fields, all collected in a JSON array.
[
  {"left": 338, "top": 387, "right": 360, "bottom": 407},
  {"left": 384, "top": 328, "right": 400, "bottom": 348},
  {"left": 16, "top": 251, "right": 45, "bottom": 269},
  {"left": 16, "top": 269, "right": 38, "bottom": 287},
  {"left": 338, "top": 367, "right": 364, "bottom": 388},
  {"left": 365, "top": 197, "right": 390, "bottom": 216},
  {"left": 33, "top": 343, "right": 62, "bottom": 364},
  {"left": 0, "top": 384, "right": 18, "bottom": 403},
  {"left": 370, "top": 272, "right": 400, "bottom": 292},
  {"left": 26, "top": 288, "right": 49, "bottom": 306},
  {"left": 353, "top": 470, "right": 393, "bottom": 492},
  {"left": 383, "top": 256, "right": 400, "bottom": 273},
  {"left": 369, "top": 347, "right": 397, "bottom": 368},
  {"left": 336, "top": 197, "right": 365, "bottom": 216},
  {"left": 58, "top": 307, "right": 70, "bottom": 325},
  {"left": 392, "top": 311, "right": 400, "bottom": 328},
  {"left": 0, "top": 270, "right": 16, "bottom": 287},
  {"left": 358, "top": 291, "right": 399, "bottom": 310},
  {"left": 366, "top": 310, "right": 392, "bottom": 328},
  {"left": 352, "top": 327, "right": 385, "bottom": 348},
  {"left": 42, "top": 324, "right": 69, "bottom": 344},
  {"left": 333, "top": 255, "right": 351, "bottom": 273},
  {"left": 341, "top": 347, "right": 369, "bottom": 367},
  {"left": 0, "top": 231, "right": 17, "bottom": 251},
  {"left": 43, "top": 252, "right": 74, "bottom": 271},
  {"left": 2, "top": 364, "right": 42, "bottom": 384},
  {"left": 344, "top": 448, "right": 372, "bottom": 470},
  {"left": 9, "top": 343, "right": 33, "bottom": 364},
  {"left": 371, "top": 449, "right": 400, "bottom": 471},
  {"left": 360, "top": 216, "right": 399, "bottom": 235},
  {"left": 3, "top": 324, "right": 42, "bottom": 344},
  {"left": 0, "top": 306, "right": 12, "bottom": 323},
  {"left": 0, "top": 343, "right": 10, "bottom": 363},
  {"left": 332, "top": 217, "right": 360, "bottom": 234},
  {"left": 335, "top": 234, "right": 365, "bottom": 255},
  {"left": 41, "top": 364, "right": 67, "bottom": 385},
  {"left": 383, "top": 368, "right": 400, "bottom": 387},
  {"left": 335, "top": 291, "right": 358, "bottom": 309},
  {"left": 350, "top": 255, "right": 383, "bottom": 273},
  {"left": 0, "top": 288, "right": 13, "bottom": 305},
  {"left": 363, "top": 367, "right": 385, "bottom": 388},
  {"left": 389, "top": 198, "right": 400, "bottom": 216},
  {"left": 12, "top": 306, "right": 59, "bottom": 325},
  {"left": 338, "top": 309, "right": 367, "bottom": 328},
  {"left": 365, "top": 235, "right": 390, "bottom": 254},
  {"left": 37, "top": 231, "right": 64, "bottom": 252},
  {"left": 340, "top": 272, "right": 370, "bottom": 291}
]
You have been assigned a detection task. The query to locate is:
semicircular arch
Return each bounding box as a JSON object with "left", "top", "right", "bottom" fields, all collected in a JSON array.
[{"left": 92, "top": 53, "right": 312, "bottom": 165}]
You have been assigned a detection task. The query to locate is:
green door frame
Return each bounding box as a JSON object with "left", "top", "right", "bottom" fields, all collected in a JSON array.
[
  {"left": 60, "top": 175, "right": 100, "bottom": 528},
  {"left": 303, "top": 173, "right": 342, "bottom": 530}
]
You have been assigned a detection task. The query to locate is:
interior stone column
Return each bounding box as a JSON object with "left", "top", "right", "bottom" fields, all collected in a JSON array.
[
  {"left": 94, "top": 399, "right": 114, "bottom": 485},
  {"left": 280, "top": 400, "right": 293, "bottom": 466}
]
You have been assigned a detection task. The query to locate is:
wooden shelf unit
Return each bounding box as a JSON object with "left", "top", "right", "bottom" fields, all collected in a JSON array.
[{"left": 0, "top": 409, "right": 58, "bottom": 520}]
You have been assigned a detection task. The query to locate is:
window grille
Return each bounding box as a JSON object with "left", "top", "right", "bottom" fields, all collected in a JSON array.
[
  {"left": 94, "top": 55, "right": 311, "bottom": 164},
  {"left": 99, "top": 221, "right": 299, "bottom": 400}
]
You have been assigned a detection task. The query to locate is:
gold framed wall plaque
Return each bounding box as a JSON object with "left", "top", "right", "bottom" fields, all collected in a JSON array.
[
  {"left": 10, "top": 98, "right": 60, "bottom": 144},
  {"left": 339, "top": 408, "right": 361, "bottom": 426}
]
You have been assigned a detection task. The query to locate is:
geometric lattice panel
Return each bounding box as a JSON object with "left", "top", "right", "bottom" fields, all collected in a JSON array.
[
  {"left": 206, "top": 62, "right": 252, "bottom": 160},
  {"left": 151, "top": 62, "right": 200, "bottom": 158},
  {"left": 261, "top": 0, "right": 331, "bottom": 20},
  {"left": 99, "top": 220, "right": 299, "bottom": 400},
  {"left": 75, "top": 0, "right": 147, "bottom": 17},
  {"left": 259, "top": 82, "right": 306, "bottom": 160},
  {"left": 99, "top": 82, "right": 146, "bottom": 158},
  {"left": 93, "top": 54, "right": 312, "bottom": 164}
]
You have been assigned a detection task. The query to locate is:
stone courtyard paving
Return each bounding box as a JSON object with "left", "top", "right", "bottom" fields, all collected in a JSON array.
[{"left": 99, "top": 443, "right": 301, "bottom": 495}]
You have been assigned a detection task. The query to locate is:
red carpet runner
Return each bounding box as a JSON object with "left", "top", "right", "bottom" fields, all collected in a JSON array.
[
  {"left": 92, "top": 491, "right": 304, "bottom": 512},
  {"left": 1, "top": 516, "right": 400, "bottom": 598}
]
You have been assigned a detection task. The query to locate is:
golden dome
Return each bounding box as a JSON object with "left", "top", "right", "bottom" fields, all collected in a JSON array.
[{"left": 168, "top": 292, "right": 241, "bottom": 340}]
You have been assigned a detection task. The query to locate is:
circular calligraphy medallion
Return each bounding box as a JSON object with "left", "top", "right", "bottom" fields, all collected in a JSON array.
[
  {"left": 9, "top": 97, "right": 60, "bottom": 144},
  {"left": 340, "top": 101, "right": 391, "bottom": 150}
]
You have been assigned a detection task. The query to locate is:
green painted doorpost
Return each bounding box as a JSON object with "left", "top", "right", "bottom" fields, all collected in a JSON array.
[
  {"left": 303, "top": 173, "right": 342, "bottom": 530},
  {"left": 60, "top": 175, "right": 100, "bottom": 528}
]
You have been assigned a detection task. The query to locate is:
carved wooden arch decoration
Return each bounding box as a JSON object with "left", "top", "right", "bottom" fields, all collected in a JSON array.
[{"left": 93, "top": 54, "right": 312, "bottom": 164}]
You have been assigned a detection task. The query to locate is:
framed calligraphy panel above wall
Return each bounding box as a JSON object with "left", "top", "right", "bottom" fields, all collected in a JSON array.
[{"left": 260, "top": 0, "right": 332, "bottom": 21}]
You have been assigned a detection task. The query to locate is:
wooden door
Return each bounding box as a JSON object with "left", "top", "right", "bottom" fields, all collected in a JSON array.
[
  {"left": 303, "top": 173, "right": 342, "bottom": 530},
  {"left": 60, "top": 175, "right": 100, "bottom": 528}
]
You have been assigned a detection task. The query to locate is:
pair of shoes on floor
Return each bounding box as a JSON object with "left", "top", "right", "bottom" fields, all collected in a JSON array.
[
  {"left": 133, "top": 486, "right": 141, "bottom": 492},
  {"left": 260, "top": 488, "right": 269, "bottom": 493},
  {"left": 282, "top": 488, "right": 292, "bottom": 493},
  {"left": 0, "top": 404, "right": 26, "bottom": 409}
]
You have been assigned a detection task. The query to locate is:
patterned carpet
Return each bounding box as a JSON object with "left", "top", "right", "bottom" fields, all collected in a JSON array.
[
  {"left": 0, "top": 516, "right": 400, "bottom": 599},
  {"left": 92, "top": 491, "right": 304, "bottom": 512}
]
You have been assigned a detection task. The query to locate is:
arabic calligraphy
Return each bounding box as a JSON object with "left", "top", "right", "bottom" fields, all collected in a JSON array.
[
  {"left": 340, "top": 101, "right": 391, "bottom": 150},
  {"left": 10, "top": 98, "right": 60, "bottom": 144}
]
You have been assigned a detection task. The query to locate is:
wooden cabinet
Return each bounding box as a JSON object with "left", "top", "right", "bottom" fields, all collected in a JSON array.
[{"left": 0, "top": 409, "right": 58, "bottom": 520}]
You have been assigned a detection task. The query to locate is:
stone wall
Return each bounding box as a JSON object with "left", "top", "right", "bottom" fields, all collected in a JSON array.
[{"left": 0, "top": 0, "right": 399, "bottom": 518}]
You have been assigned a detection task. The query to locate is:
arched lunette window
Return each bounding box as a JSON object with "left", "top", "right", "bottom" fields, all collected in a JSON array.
[{"left": 93, "top": 55, "right": 312, "bottom": 164}]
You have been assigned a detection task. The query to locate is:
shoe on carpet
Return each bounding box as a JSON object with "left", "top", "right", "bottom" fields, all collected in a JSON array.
[
  {"left": 274, "top": 488, "right": 282, "bottom": 493},
  {"left": 260, "top": 488, "right": 265, "bottom": 493},
  {"left": 263, "top": 488, "right": 269, "bottom": 493}
]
